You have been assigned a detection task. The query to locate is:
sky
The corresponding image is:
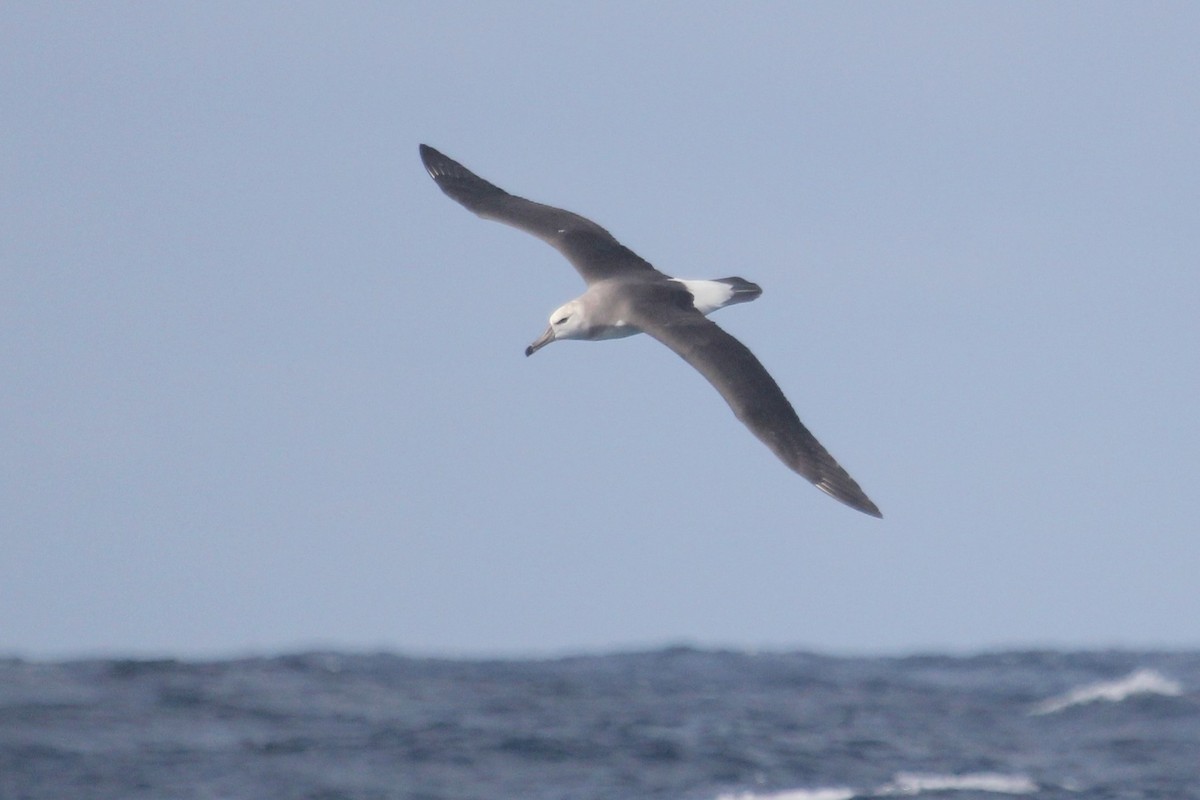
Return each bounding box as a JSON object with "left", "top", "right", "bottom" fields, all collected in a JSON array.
[{"left": 3, "top": 3, "right": 1198, "bottom": 660}]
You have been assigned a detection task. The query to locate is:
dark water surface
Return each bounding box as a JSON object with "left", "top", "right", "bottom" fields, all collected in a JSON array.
[{"left": 2, "top": 648, "right": 1197, "bottom": 799}]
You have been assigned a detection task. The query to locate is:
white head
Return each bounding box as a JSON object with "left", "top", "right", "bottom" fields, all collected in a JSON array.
[{"left": 525, "top": 299, "right": 589, "bottom": 356}]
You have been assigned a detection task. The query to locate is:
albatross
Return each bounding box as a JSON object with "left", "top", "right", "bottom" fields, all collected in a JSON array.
[{"left": 419, "top": 144, "right": 881, "bottom": 518}]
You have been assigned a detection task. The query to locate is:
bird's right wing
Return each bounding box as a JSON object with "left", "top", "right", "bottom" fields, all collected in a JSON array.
[{"left": 420, "top": 145, "right": 659, "bottom": 285}]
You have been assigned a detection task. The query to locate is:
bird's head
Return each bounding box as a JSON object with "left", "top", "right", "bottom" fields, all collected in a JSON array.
[{"left": 525, "top": 299, "right": 588, "bottom": 356}]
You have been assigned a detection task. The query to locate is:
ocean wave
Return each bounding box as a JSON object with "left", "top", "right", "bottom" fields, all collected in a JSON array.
[
  {"left": 716, "top": 789, "right": 855, "bottom": 800},
  {"left": 1030, "top": 668, "right": 1183, "bottom": 715},
  {"left": 875, "top": 771, "right": 1037, "bottom": 795},
  {"left": 715, "top": 771, "right": 1037, "bottom": 800}
]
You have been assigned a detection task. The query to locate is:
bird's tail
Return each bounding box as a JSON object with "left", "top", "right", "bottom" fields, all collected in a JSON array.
[{"left": 714, "top": 276, "right": 763, "bottom": 306}]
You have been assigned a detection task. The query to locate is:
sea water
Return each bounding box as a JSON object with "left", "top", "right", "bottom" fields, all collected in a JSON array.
[{"left": 2, "top": 648, "right": 1197, "bottom": 799}]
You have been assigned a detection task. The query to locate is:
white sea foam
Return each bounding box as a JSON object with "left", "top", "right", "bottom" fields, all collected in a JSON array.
[
  {"left": 1030, "top": 667, "right": 1183, "bottom": 715},
  {"left": 716, "top": 788, "right": 855, "bottom": 800},
  {"left": 876, "top": 771, "right": 1038, "bottom": 795},
  {"left": 715, "top": 771, "right": 1039, "bottom": 800}
]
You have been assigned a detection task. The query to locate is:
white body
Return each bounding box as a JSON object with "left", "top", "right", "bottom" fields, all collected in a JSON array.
[{"left": 531, "top": 278, "right": 756, "bottom": 351}]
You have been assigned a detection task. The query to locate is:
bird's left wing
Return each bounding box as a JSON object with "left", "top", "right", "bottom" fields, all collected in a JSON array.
[{"left": 629, "top": 292, "right": 882, "bottom": 517}]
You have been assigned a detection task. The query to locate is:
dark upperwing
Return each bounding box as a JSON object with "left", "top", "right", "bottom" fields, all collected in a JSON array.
[
  {"left": 420, "top": 145, "right": 660, "bottom": 286},
  {"left": 630, "top": 292, "right": 882, "bottom": 518}
]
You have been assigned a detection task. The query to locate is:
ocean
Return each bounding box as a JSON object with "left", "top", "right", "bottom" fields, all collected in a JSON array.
[{"left": 1, "top": 648, "right": 1196, "bottom": 799}]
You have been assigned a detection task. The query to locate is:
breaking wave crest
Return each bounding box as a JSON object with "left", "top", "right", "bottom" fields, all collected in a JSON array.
[
  {"left": 1031, "top": 668, "right": 1183, "bottom": 715},
  {"left": 876, "top": 771, "right": 1037, "bottom": 795},
  {"left": 717, "top": 771, "right": 1037, "bottom": 799},
  {"left": 717, "top": 789, "right": 855, "bottom": 800}
]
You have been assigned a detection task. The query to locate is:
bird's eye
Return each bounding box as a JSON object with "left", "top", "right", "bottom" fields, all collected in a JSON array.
[{"left": 554, "top": 316, "right": 569, "bottom": 325}]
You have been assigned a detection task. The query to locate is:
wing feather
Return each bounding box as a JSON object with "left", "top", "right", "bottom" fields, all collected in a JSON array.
[
  {"left": 420, "top": 145, "right": 658, "bottom": 285},
  {"left": 631, "top": 298, "right": 882, "bottom": 517}
]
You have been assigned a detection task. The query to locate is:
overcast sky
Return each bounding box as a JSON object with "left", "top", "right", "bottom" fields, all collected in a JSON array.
[{"left": 3, "top": 3, "right": 1198, "bottom": 659}]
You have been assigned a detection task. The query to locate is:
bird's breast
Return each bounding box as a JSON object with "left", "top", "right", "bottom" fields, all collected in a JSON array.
[{"left": 588, "top": 320, "right": 642, "bottom": 341}]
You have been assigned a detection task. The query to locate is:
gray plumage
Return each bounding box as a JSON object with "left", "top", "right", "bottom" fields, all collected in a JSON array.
[{"left": 420, "top": 144, "right": 881, "bottom": 518}]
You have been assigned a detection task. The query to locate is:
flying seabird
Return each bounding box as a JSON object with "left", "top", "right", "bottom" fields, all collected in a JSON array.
[{"left": 419, "top": 144, "right": 881, "bottom": 518}]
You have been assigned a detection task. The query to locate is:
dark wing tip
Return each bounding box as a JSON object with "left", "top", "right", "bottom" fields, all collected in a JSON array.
[
  {"left": 418, "top": 143, "right": 436, "bottom": 168},
  {"left": 418, "top": 143, "right": 457, "bottom": 181},
  {"left": 811, "top": 455, "right": 882, "bottom": 518},
  {"left": 418, "top": 144, "right": 508, "bottom": 212},
  {"left": 817, "top": 478, "right": 882, "bottom": 518}
]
